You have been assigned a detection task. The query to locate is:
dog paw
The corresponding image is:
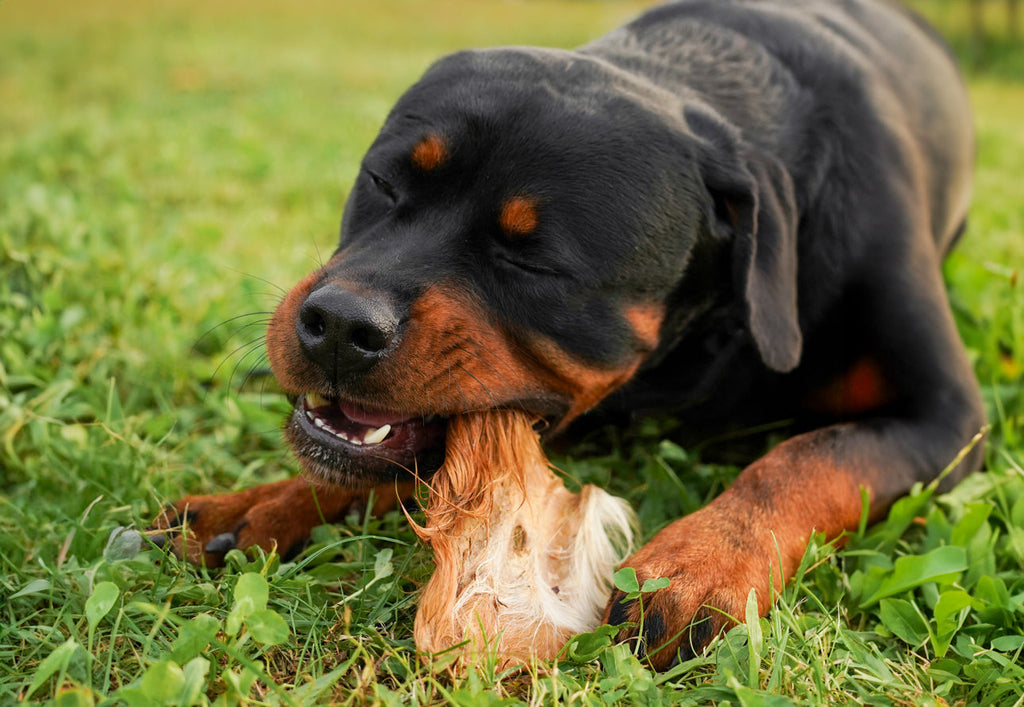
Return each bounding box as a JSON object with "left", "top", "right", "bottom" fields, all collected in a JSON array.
[
  {"left": 146, "top": 478, "right": 415, "bottom": 567},
  {"left": 603, "top": 506, "right": 778, "bottom": 670},
  {"left": 147, "top": 491, "right": 272, "bottom": 566},
  {"left": 146, "top": 478, "right": 351, "bottom": 566}
]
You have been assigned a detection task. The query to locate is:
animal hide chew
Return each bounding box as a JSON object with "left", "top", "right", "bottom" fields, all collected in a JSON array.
[{"left": 413, "top": 409, "right": 635, "bottom": 667}]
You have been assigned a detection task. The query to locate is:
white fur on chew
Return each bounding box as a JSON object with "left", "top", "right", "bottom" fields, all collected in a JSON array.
[
  {"left": 413, "top": 410, "right": 636, "bottom": 667},
  {"left": 447, "top": 481, "right": 635, "bottom": 644}
]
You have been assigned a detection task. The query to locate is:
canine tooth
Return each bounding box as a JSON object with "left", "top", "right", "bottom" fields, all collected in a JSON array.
[
  {"left": 314, "top": 417, "right": 326, "bottom": 429},
  {"left": 364, "top": 424, "right": 392, "bottom": 445},
  {"left": 306, "top": 410, "right": 314, "bottom": 421},
  {"left": 306, "top": 392, "right": 330, "bottom": 408}
]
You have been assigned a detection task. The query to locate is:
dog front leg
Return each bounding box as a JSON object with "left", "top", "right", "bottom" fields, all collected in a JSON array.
[
  {"left": 607, "top": 260, "right": 986, "bottom": 669},
  {"left": 149, "top": 477, "right": 416, "bottom": 566}
]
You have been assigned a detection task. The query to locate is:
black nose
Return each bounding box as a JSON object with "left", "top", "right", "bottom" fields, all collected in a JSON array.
[{"left": 296, "top": 284, "right": 399, "bottom": 375}]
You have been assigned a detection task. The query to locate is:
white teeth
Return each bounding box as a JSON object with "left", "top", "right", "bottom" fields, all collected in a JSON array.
[
  {"left": 303, "top": 400, "right": 394, "bottom": 447},
  {"left": 305, "top": 392, "right": 330, "bottom": 408},
  {"left": 363, "top": 424, "right": 392, "bottom": 445}
]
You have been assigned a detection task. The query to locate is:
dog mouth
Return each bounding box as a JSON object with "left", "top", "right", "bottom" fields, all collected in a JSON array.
[
  {"left": 286, "top": 393, "right": 448, "bottom": 485},
  {"left": 300, "top": 393, "right": 442, "bottom": 448},
  {"left": 285, "top": 390, "right": 568, "bottom": 487}
]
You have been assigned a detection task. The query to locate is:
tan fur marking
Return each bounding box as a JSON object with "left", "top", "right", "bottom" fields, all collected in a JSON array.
[
  {"left": 806, "top": 357, "right": 893, "bottom": 415},
  {"left": 499, "top": 196, "right": 540, "bottom": 237},
  {"left": 349, "top": 285, "right": 643, "bottom": 423},
  {"left": 608, "top": 435, "right": 870, "bottom": 669},
  {"left": 624, "top": 302, "right": 665, "bottom": 352},
  {"left": 151, "top": 478, "right": 416, "bottom": 567},
  {"left": 410, "top": 133, "right": 448, "bottom": 172},
  {"left": 268, "top": 278, "right": 648, "bottom": 429}
]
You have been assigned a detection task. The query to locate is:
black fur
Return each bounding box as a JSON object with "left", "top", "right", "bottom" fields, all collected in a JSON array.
[
  {"left": 269, "top": 0, "right": 986, "bottom": 665},
  {"left": 320, "top": 0, "right": 981, "bottom": 476}
]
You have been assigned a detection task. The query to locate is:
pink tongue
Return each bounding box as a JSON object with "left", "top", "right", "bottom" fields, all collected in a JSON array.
[{"left": 337, "top": 401, "right": 413, "bottom": 427}]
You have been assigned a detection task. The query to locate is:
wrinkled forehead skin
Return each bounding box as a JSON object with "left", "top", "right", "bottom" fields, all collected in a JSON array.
[{"left": 335, "top": 46, "right": 705, "bottom": 368}]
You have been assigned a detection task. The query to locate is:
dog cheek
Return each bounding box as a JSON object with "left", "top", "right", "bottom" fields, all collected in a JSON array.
[
  {"left": 370, "top": 286, "right": 542, "bottom": 411},
  {"left": 266, "top": 269, "right": 321, "bottom": 394},
  {"left": 623, "top": 302, "right": 664, "bottom": 354},
  {"left": 521, "top": 339, "right": 640, "bottom": 424},
  {"left": 529, "top": 304, "right": 664, "bottom": 424}
]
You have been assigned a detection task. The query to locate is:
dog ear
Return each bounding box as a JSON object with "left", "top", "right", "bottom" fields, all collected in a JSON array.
[{"left": 689, "top": 112, "right": 802, "bottom": 373}]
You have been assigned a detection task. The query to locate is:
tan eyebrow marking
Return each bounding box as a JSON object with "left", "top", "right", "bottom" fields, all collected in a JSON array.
[
  {"left": 499, "top": 196, "right": 540, "bottom": 237},
  {"left": 411, "top": 133, "right": 448, "bottom": 172}
]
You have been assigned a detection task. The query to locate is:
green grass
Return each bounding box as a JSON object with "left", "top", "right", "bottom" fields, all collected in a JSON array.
[{"left": 1, "top": 0, "right": 1023, "bottom": 704}]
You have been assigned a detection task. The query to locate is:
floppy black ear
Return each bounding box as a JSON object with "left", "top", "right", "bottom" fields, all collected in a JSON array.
[{"left": 689, "top": 111, "right": 802, "bottom": 372}]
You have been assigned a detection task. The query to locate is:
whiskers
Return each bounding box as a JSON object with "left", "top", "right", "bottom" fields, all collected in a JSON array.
[
  {"left": 195, "top": 311, "right": 274, "bottom": 393},
  {"left": 427, "top": 329, "right": 534, "bottom": 415},
  {"left": 193, "top": 270, "right": 288, "bottom": 402}
]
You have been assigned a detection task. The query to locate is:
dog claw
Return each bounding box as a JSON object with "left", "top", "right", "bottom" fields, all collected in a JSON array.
[
  {"left": 205, "top": 532, "right": 237, "bottom": 553},
  {"left": 607, "top": 593, "right": 633, "bottom": 628}
]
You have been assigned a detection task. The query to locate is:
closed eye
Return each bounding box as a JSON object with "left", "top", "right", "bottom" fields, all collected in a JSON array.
[
  {"left": 494, "top": 250, "right": 564, "bottom": 278},
  {"left": 367, "top": 170, "right": 398, "bottom": 203}
]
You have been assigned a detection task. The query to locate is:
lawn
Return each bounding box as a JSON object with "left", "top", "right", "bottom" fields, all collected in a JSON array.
[{"left": 1, "top": 1, "right": 1023, "bottom": 704}]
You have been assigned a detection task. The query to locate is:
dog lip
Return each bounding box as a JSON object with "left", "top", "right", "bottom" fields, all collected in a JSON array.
[
  {"left": 502, "top": 397, "right": 571, "bottom": 427},
  {"left": 289, "top": 389, "right": 567, "bottom": 454},
  {"left": 284, "top": 391, "right": 575, "bottom": 485},
  {"left": 335, "top": 399, "right": 417, "bottom": 427},
  {"left": 284, "top": 410, "right": 448, "bottom": 486}
]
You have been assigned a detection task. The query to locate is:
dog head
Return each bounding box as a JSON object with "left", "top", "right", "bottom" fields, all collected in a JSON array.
[{"left": 266, "top": 47, "right": 800, "bottom": 486}]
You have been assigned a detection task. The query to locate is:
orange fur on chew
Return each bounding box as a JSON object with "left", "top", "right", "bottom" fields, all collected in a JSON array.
[{"left": 413, "top": 409, "right": 635, "bottom": 668}]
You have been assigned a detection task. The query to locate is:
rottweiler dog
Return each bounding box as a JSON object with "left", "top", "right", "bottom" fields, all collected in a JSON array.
[{"left": 154, "top": 0, "right": 985, "bottom": 668}]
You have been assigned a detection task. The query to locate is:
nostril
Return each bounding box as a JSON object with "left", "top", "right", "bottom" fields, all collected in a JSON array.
[
  {"left": 350, "top": 323, "right": 389, "bottom": 354},
  {"left": 296, "top": 284, "right": 399, "bottom": 372},
  {"left": 299, "top": 306, "right": 327, "bottom": 339}
]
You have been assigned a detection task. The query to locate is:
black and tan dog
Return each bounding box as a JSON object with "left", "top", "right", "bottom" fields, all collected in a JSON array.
[{"left": 154, "top": 0, "right": 985, "bottom": 668}]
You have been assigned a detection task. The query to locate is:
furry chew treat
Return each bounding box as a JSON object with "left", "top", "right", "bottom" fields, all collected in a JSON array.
[{"left": 413, "top": 410, "right": 635, "bottom": 667}]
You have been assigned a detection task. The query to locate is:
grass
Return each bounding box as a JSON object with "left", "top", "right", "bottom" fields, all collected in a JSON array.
[{"left": 1, "top": 0, "right": 1023, "bottom": 704}]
